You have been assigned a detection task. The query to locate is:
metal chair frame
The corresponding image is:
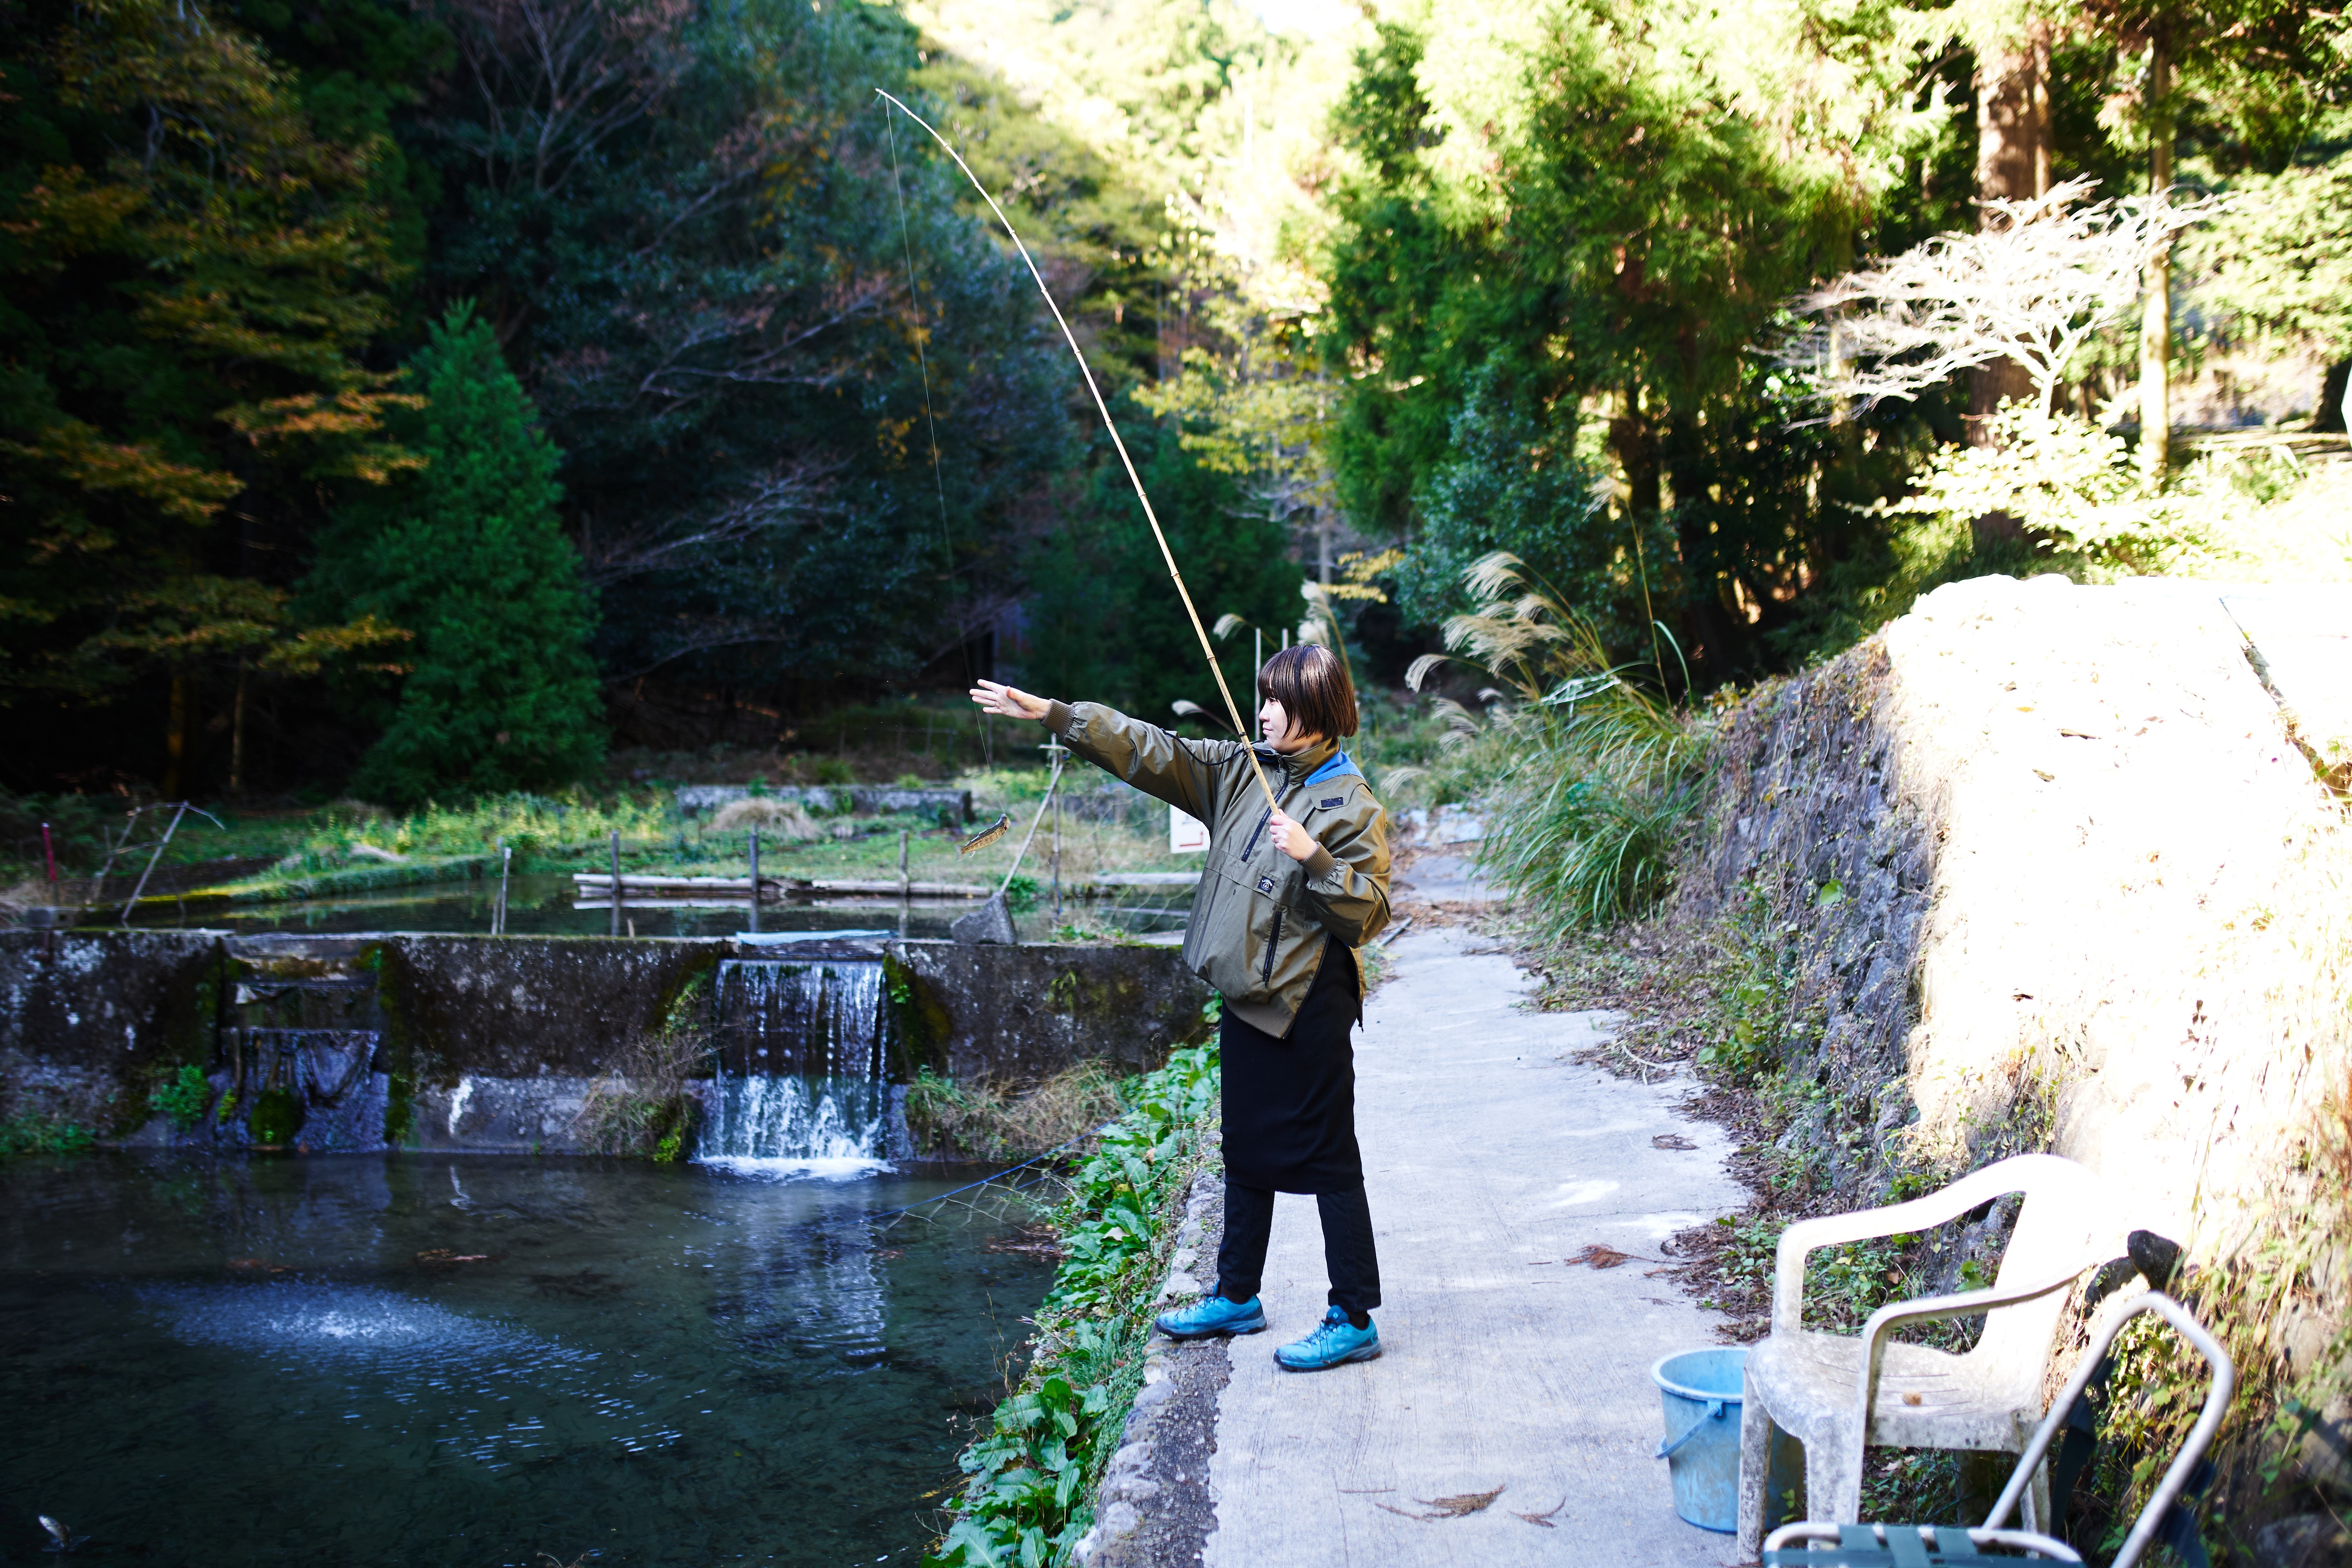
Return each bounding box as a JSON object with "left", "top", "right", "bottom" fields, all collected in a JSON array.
[{"left": 1762, "top": 1290, "right": 2234, "bottom": 1568}]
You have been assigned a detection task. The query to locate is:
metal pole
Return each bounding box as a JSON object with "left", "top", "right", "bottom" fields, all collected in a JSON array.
[
  {"left": 495, "top": 840, "right": 511, "bottom": 935},
  {"left": 898, "top": 828, "right": 911, "bottom": 939},
  {"left": 609, "top": 830, "right": 622, "bottom": 938},
  {"left": 748, "top": 827, "right": 760, "bottom": 935},
  {"left": 1040, "top": 737, "right": 1068, "bottom": 923},
  {"left": 121, "top": 801, "right": 190, "bottom": 926}
]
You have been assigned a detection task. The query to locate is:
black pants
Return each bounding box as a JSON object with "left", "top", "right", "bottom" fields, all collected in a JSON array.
[{"left": 1216, "top": 1181, "right": 1381, "bottom": 1323}]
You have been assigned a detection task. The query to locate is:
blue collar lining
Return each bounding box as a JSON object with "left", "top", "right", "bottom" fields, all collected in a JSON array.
[{"left": 1303, "top": 751, "right": 1361, "bottom": 787}]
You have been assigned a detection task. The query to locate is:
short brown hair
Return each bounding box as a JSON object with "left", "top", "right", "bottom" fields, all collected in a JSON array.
[{"left": 1258, "top": 643, "right": 1358, "bottom": 741}]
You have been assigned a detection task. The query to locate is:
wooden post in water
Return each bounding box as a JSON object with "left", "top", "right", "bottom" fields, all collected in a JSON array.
[
  {"left": 748, "top": 827, "right": 760, "bottom": 935},
  {"left": 609, "top": 831, "right": 622, "bottom": 938},
  {"left": 494, "top": 838, "right": 511, "bottom": 935}
]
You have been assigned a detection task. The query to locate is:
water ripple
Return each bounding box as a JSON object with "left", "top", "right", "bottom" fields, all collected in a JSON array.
[{"left": 134, "top": 1280, "right": 683, "bottom": 1470}]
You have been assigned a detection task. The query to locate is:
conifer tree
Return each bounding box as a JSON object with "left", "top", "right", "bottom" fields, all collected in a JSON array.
[{"left": 349, "top": 304, "right": 603, "bottom": 803}]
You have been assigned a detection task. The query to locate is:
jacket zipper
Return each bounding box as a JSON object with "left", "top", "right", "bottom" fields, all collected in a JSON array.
[
  {"left": 1240, "top": 806, "right": 1273, "bottom": 860},
  {"left": 1261, "top": 909, "right": 1283, "bottom": 985}
]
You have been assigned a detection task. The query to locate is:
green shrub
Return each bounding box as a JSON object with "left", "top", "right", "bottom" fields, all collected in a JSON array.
[
  {"left": 147, "top": 1063, "right": 212, "bottom": 1132},
  {"left": 0, "top": 1114, "right": 96, "bottom": 1158},
  {"left": 927, "top": 1044, "right": 1219, "bottom": 1567},
  {"left": 249, "top": 1088, "right": 303, "bottom": 1145}
]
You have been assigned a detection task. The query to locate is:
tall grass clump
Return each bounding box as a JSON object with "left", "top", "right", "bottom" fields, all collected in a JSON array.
[
  {"left": 904, "top": 1061, "right": 1126, "bottom": 1161},
  {"left": 1399, "top": 552, "right": 1711, "bottom": 934},
  {"left": 574, "top": 992, "right": 711, "bottom": 1161}
]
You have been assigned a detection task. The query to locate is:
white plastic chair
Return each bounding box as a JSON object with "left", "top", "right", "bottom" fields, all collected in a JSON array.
[
  {"left": 1761, "top": 1290, "right": 2235, "bottom": 1565},
  {"left": 1737, "top": 1154, "right": 2124, "bottom": 1550}
]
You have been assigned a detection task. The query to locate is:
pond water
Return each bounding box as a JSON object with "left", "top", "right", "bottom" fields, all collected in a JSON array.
[
  {"left": 111, "top": 873, "right": 1189, "bottom": 940},
  {"left": 0, "top": 1152, "right": 1056, "bottom": 1566}
]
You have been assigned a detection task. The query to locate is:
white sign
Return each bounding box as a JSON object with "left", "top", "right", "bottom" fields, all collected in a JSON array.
[{"left": 1169, "top": 805, "right": 1210, "bottom": 853}]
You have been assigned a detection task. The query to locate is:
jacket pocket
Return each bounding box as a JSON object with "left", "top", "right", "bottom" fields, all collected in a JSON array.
[
  {"left": 1188, "top": 863, "right": 1260, "bottom": 1002},
  {"left": 1260, "top": 909, "right": 1284, "bottom": 986}
]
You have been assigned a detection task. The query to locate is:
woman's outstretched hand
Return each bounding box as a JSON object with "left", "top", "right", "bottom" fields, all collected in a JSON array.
[
  {"left": 970, "top": 679, "right": 1051, "bottom": 722},
  {"left": 1266, "top": 809, "right": 1317, "bottom": 862}
]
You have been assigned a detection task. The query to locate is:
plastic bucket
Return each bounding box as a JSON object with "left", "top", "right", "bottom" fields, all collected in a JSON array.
[{"left": 1651, "top": 1347, "right": 1746, "bottom": 1533}]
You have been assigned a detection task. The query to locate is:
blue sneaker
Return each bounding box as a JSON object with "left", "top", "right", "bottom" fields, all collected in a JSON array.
[
  {"left": 1275, "top": 1306, "right": 1380, "bottom": 1371},
  {"left": 1154, "top": 1293, "right": 1267, "bottom": 1339}
]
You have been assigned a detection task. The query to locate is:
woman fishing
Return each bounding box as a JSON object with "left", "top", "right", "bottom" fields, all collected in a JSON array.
[{"left": 969, "top": 644, "right": 1391, "bottom": 1371}]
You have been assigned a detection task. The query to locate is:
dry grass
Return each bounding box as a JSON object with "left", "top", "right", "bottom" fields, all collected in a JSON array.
[
  {"left": 708, "top": 797, "right": 822, "bottom": 838},
  {"left": 0, "top": 875, "right": 44, "bottom": 924},
  {"left": 903, "top": 1060, "right": 1127, "bottom": 1161},
  {"left": 574, "top": 1024, "right": 709, "bottom": 1160}
]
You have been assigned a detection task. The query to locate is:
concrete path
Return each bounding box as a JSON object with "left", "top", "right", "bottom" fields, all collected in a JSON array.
[{"left": 1200, "top": 924, "right": 1750, "bottom": 1568}]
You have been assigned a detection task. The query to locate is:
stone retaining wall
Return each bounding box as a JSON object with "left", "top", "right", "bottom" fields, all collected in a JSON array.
[{"left": 1689, "top": 574, "right": 2343, "bottom": 1243}]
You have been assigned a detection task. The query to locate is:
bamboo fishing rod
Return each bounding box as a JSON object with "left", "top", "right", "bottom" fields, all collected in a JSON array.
[{"left": 874, "top": 89, "right": 1282, "bottom": 818}]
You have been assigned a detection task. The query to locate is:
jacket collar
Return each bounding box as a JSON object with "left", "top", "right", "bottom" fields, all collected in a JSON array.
[{"left": 1252, "top": 736, "right": 1340, "bottom": 789}]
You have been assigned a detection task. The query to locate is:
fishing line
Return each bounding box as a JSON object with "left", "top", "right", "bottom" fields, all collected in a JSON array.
[
  {"left": 884, "top": 103, "right": 955, "bottom": 562},
  {"left": 874, "top": 88, "right": 1281, "bottom": 816}
]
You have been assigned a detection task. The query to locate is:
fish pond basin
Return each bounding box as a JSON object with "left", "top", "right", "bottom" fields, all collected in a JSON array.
[{"left": 0, "top": 1151, "right": 1057, "bottom": 1565}]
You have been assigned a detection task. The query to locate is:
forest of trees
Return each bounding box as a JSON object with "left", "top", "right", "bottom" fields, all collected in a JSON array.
[{"left": 2, "top": 0, "right": 2345, "bottom": 799}]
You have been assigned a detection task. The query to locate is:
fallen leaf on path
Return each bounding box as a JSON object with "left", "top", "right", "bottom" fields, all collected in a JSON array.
[
  {"left": 1513, "top": 1497, "right": 1568, "bottom": 1528},
  {"left": 1375, "top": 1486, "right": 1505, "bottom": 1521},
  {"left": 1564, "top": 1242, "right": 1670, "bottom": 1269},
  {"left": 1651, "top": 1133, "right": 1696, "bottom": 1150}
]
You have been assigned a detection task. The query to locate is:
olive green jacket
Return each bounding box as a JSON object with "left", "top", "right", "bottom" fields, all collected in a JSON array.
[{"left": 1041, "top": 700, "right": 1391, "bottom": 1038}]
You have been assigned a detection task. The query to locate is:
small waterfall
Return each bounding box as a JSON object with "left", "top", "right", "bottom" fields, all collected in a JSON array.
[
  {"left": 713, "top": 959, "right": 889, "bottom": 1078},
  {"left": 700, "top": 960, "right": 895, "bottom": 1170}
]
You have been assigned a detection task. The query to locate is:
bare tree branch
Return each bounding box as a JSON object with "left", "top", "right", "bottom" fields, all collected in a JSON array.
[
  {"left": 575, "top": 459, "right": 846, "bottom": 588},
  {"left": 1777, "top": 179, "right": 2219, "bottom": 419},
  {"left": 430, "top": 0, "right": 693, "bottom": 198},
  {"left": 597, "top": 616, "right": 782, "bottom": 682},
  {"left": 537, "top": 278, "right": 893, "bottom": 418}
]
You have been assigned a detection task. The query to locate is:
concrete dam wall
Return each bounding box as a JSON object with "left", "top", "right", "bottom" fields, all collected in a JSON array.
[{"left": 0, "top": 930, "right": 1214, "bottom": 1156}]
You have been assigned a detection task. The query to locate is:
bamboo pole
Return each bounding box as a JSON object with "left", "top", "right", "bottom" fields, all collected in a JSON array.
[{"left": 877, "top": 90, "right": 1280, "bottom": 818}]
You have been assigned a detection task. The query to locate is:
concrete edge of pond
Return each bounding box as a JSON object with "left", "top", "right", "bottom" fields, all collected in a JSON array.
[
  {"left": 1074, "top": 1167, "right": 1233, "bottom": 1568},
  {"left": 0, "top": 929, "right": 1214, "bottom": 1152}
]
